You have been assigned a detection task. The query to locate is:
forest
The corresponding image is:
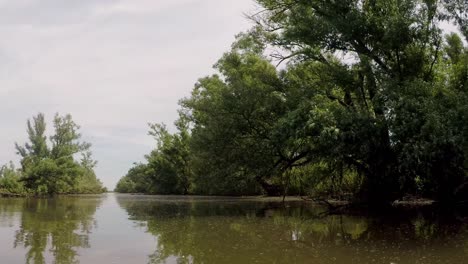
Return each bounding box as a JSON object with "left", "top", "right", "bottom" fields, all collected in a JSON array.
[
  {"left": 116, "top": 0, "right": 468, "bottom": 205},
  {"left": 0, "top": 113, "right": 106, "bottom": 196}
]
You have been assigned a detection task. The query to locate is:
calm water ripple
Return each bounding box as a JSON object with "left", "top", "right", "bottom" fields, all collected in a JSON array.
[{"left": 0, "top": 193, "right": 467, "bottom": 264}]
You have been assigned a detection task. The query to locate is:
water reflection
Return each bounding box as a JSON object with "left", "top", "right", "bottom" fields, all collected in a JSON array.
[
  {"left": 0, "top": 195, "right": 467, "bottom": 264},
  {"left": 117, "top": 196, "right": 468, "bottom": 264},
  {"left": 0, "top": 196, "right": 102, "bottom": 264}
]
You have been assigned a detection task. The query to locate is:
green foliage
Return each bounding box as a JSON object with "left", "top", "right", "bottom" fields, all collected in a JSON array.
[
  {"left": 11, "top": 113, "right": 105, "bottom": 195},
  {"left": 181, "top": 48, "right": 285, "bottom": 195},
  {"left": 15, "top": 113, "right": 48, "bottom": 170},
  {"left": 115, "top": 175, "right": 138, "bottom": 193},
  {"left": 115, "top": 120, "right": 194, "bottom": 195},
  {"left": 115, "top": 164, "right": 149, "bottom": 193},
  {"left": 0, "top": 162, "right": 25, "bottom": 194},
  {"left": 116, "top": 0, "right": 468, "bottom": 204},
  {"left": 146, "top": 121, "right": 193, "bottom": 194},
  {"left": 249, "top": 0, "right": 468, "bottom": 203},
  {"left": 50, "top": 114, "right": 91, "bottom": 159},
  {"left": 72, "top": 152, "right": 106, "bottom": 194}
]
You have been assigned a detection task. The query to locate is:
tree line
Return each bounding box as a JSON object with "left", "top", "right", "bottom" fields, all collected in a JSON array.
[
  {"left": 0, "top": 113, "right": 106, "bottom": 195},
  {"left": 113, "top": 0, "right": 464, "bottom": 204}
]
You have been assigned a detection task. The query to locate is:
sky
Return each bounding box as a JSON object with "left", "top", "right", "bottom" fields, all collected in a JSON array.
[{"left": 0, "top": 0, "right": 257, "bottom": 189}]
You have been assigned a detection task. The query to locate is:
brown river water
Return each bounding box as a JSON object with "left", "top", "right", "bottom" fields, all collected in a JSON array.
[{"left": 0, "top": 193, "right": 467, "bottom": 264}]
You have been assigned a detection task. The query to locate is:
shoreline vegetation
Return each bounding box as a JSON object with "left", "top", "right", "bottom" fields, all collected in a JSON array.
[
  {"left": 0, "top": 190, "right": 444, "bottom": 211},
  {"left": 115, "top": 0, "right": 468, "bottom": 207},
  {"left": 114, "top": 193, "right": 438, "bottom": 207},
  {"left": 1, "top": 0, "right": 467, "bottom": 207},
  {"left": 0, "top": 113, "right": 107, "bottom": 196}
]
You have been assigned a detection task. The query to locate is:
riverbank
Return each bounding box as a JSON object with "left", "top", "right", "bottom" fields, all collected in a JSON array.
[
  {"left": 0, "top": 192, "right": 26, "bottom": 198},
  {"left": 0, "top": 191, "right": 107, "bottom": 198},
  {"left": 0, "top": 191, "right": 444, "bottom": 210},
  {"left": 113, "top": 193, "right": 443, "bottom": 207}
]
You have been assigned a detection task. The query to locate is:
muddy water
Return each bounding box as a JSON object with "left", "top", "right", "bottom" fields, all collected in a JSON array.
[{"left": 0, "top": 193, "right": 466, "bottom": 264}]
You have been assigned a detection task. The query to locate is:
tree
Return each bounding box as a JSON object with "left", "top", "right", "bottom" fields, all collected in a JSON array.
[
  {"left": 181, "top": 37, "right": 351, "bottom": 196},
  {"left": 50, "top": 114, "right": 91, "bottom": 160},
  {"left": 115, "top": 164, "right": 150, "bottom": 194},
  {"left": 14, "top": 113, "right": 104, "bottom": 195},
  {"left": 442, "top": 0, "right": 468, "bottom": 42},
  {"left": 73, "top": 151, "right": 106, "bottom": 194},
  {"left": 116, "top": 0, "right": 467, "bottom": 204},
  {"left": 146, "top": 119, "right": 193, "bottom": 194},
  {"left": 250, "top": 0, "right": 467, "bottom": 203},
  {"left": 0, "top": 162, "right": 24, "bottom": 194},
  {"left": 15, "top": 113, "right": 49, "bottom": 170},
  {"left": 181, "top": 46, "right": 286, "bottom": 195},
  {"left": 115, "top": 174, "right": 138, "bottom": 193},
  {"left": 116, "top": 120, "right": 194, "bottom": 195}
]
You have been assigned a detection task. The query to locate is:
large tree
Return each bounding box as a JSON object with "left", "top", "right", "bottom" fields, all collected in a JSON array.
[
  {"left": 251, "top": 0, "right": 467, "bottom": 202},
  {"left": 181, "top": 38, "right": 337, "bottom": 196},
  {"left": 116, "top": 0, "right": 467, "bottom": 204}
]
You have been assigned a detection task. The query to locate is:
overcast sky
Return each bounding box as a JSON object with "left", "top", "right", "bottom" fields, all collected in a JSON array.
[{"left": 0, "top": 0, "right": 256, "bottom": 189}]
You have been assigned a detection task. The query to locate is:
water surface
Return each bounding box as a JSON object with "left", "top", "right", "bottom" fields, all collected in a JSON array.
[{"left": 0, "top": 193, "right": 467, "bottom": 264}]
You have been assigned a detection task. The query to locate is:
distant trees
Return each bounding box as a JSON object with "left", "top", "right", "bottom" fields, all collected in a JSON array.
[
  {"left": 1, "top": 113, "right": 105, "bottom": 196},
  {"left": 115, "top": 163, "right": 149, "bottom": 194},
  {"left": 115, "top": 120, "right": 193, "bottom": 194},
  {"left": 0, "top": 162, "right": 24, "bottom": 194},
  {"left": 116, "top": 0, "right": 467, "bottom": 204}
]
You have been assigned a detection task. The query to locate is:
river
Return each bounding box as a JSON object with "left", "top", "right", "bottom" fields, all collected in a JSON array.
[{"left": 0, "top": 193, "right": 466, "bottom": 264}]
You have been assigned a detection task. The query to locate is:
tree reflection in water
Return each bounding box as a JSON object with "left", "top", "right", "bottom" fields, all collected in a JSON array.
[
  {"left": 8, "top": 196, "right": 102, "bottom": 264},
  {"left": 117, "top": 196, "right": 468, "bottom": 264}
]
